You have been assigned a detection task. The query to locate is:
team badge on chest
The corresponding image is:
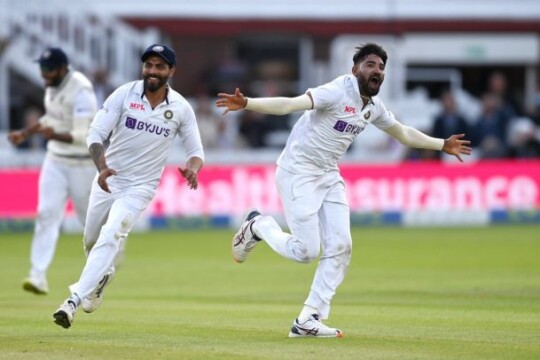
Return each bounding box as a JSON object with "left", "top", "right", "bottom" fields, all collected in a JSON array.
[
  {"left": 364, "top": 111, "right": 371, "bottom": 120},
  {"left": 164, "top": 110, "right": 173, "bottom": 121}
]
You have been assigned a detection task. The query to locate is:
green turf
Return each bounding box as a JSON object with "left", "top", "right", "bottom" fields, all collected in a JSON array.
[{"left": 1, "top": 225, "right": 539, "bottom": 359}]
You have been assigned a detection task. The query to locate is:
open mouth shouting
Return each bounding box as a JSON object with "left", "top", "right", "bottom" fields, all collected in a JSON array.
[
  {"left": 369, "top": 76, "right": 380, "bottom": 89},
  {"left": 361, "top": 75, "right": 382, "bottom": 97}
]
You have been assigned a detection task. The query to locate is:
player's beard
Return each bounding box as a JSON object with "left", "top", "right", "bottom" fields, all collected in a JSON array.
[
  {"left": 45, "top": 73, "right": 63, "bottom": 87},
  {"left": 143, "top": 74, "right": 168, "bottom": 92},
  {"left": 358, "top": 73, "right": 383, "bottom": 97}
]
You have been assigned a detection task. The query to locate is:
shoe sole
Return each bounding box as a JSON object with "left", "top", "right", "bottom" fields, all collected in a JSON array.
[
  {"left": 288, "top": 331, "right": 344, "bottom": 338},
  {"left": 82, "top": 273, "right": 111, "bottom": 313},
  {"left": 82, "top": 298, "right": 103, "bottom": 314},
  {"left": 53, "top": 311, "right": 72, "bottom": 329},
  {"left": 232, "top": 224, "right": 249, "bottom": 263},
  {"left": 22, "top": 281, "right": 48, "bottom": 295},
  {"left": 289, "top": 324, "right": 344, "bottom": 338},
  {"left": 232, "top": 208, "right": 259, "bottom": 263}
]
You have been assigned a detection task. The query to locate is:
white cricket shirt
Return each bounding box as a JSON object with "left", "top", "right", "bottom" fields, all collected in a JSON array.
[
  {"left": 277, "top": 74, "right": 397, "bottom": 175},
  {"left": 40, "top": 70, "right": 97, "bottom": 158},
  {"left": 87, "top": 81, "right": 204, "bottom": 189}
]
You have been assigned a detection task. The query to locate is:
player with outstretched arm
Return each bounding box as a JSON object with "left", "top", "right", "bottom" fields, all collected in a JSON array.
[{"left": 217, "top": 43, "right": 471, "bottom": 338}]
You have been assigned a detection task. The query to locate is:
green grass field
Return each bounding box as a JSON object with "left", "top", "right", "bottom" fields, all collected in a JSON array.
[{"left": 1, "top": 225, "right": 539, "bottom": 360}]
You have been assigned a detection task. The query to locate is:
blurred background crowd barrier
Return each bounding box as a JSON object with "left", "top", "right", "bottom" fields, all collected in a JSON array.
[
  {"left": 2, "top": 161, "right": 539, "bottom": 232},
  {"left": 1, "top": 0, "right": 539, "bottom": 231}
]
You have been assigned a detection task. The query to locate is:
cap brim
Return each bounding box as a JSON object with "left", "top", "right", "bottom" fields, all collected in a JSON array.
[
  {"left": 142, "top": 51, "right": 174, "bottom": 66},
  {"left": 37, "top": 61, "right": 62, "bottom": 72}
]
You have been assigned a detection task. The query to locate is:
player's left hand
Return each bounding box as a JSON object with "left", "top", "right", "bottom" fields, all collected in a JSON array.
[
  {"left": 178, "top": 167, "right": 198, "bottom": 190},
  {"left": 443, "top": 134, "right": 472, "bottom": 162},
  {"left": 39, "top": 127, "right": 55, "bottom": 140}
]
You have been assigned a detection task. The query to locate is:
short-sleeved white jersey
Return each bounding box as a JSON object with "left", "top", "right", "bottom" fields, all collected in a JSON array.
[
  {"left": 277, "top": 74, "right": 397, "bottom": 175},
  {"left": 87, "top": 81, "right": 204, "bottom": 189}
]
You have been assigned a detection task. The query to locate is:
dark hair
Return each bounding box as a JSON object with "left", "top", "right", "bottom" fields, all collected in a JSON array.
[{"left": 352, "top": 43, "right": 388, "bottom": 65}]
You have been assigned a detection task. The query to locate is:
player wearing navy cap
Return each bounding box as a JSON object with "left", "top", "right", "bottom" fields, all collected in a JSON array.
[
  {"left": 53, "top": 44, "right": 204, "bottom": 329},
  {"left": 8, "top": 47, "right": 98, "bottom": 296},
  {"left": 141, "top": 44, "right": 176, "bottom": 66}
]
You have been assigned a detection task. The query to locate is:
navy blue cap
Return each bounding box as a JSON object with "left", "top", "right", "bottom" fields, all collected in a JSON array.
[
  {"left": 36, "top": 47, "right": 69, "bottom": 71},
  {"left": 141, "top": 44, "right": 176, "bottom": 66}
]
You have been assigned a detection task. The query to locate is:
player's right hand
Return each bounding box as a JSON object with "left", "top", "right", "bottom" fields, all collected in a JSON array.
[
  {"left": 7, "top": 130, "right": 27, "bottom": 145},
  {"left": 97, "top": 168, "right": 117, "bottom": 193},
  {"left": 216, "top": 88, "right": 247, "bottom": 115}
]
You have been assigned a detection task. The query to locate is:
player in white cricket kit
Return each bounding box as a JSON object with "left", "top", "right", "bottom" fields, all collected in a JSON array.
[
  {"left": 217, "top": 43, "right": 471, "bottom": 338},
  {"left": 8, "top": 48, "right": 98, "bottom": 295},
  {"left": 53, "top": 44, "right": 204, "bottom": 329}
]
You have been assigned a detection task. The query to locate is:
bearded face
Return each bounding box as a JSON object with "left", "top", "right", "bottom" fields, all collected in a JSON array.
[
  {"left": 142, "top": 55, "right": 174, "bottom": 92},
  {"left": 41, "top": 68, "right": 64, "bottom": 87},
  {"left": 143, "top": 72, "right": 169, "bottom": 92},
  {"left": 358, "top": 71, "right": 383, "bottom": 97},
  {"left": 353, "top": 54, "right": 385, "bottom": 97}
]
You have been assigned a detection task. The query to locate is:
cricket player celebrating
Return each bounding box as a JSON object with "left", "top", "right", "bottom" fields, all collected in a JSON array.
[
  {"left": 53, "top": 44, "right": 204, "bottom": 329},
  {"left": 217, "top": 43, "right": 471, "bottom": 338},
  {"left": 8, "top": 47, "right": 98, "bottom": 295}
]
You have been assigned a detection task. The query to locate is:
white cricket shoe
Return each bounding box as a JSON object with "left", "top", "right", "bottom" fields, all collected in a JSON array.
[
  {"left": 232, "top": 208, "right": 262, "bottom": 263},
  {"left": 288, "top": 314, "right": 344, "bottom": 338},
  {"left": 53, "top": 299, "right": 78, "bottom": 329},
  {"left": 81, "top": 270, "right": 115, "bottom": 313},
  {"left": 22, "top": 276, "right": 49, "bottom": 295}
]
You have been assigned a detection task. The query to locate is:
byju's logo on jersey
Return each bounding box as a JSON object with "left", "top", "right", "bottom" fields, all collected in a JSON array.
[
  {"left": 333, "top": 120, "right": 363, "bottom": 135},
  {"left": 125, "top": 116, "right": 171, "bottom": 137}
]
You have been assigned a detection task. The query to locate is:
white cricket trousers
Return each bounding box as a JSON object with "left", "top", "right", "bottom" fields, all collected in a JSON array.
[
  {"left": 30, "top": 155, "right": 94, "bottom": 278},
  {"left": 70, "top": 179, "right": 154, "bottom": 299},
  {"left": 252, "top": 166, "right": 352, "bottom": 319}
]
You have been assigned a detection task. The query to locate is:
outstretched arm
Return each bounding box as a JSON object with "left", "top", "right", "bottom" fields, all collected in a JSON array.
[
  {"left": 216, "top": 88, "right": 313, "bottom": 115},
  {"left": 384, "top": 121, "right": 472, "bottom": 162}
]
